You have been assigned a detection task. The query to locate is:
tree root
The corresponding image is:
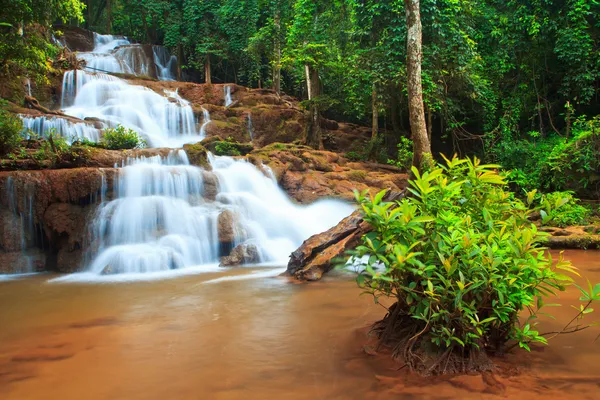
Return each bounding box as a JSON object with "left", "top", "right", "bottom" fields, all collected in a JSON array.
[{"left": 370, "top": 302, "right": 494, "bottom": 376}]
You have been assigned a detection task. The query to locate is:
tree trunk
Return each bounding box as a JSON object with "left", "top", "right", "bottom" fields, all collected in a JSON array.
[
  {"left": 204, "top": 54, "right": 212, "bottom": 84},
  {"left": 305, "top": 64, "right": 322, "bottom": 149},
  {"left": 372, "top": 83, "right": 378, "bottom": 139},
  {"left": 426, "top": 105, "right": 432, "bottom": 143},
  {"left": 177, "top": 43, "right": 183, "bottom": 81},
  {"left": 405, "top": 0, "right": 432, "bottom": 171},
  {"left": 273, "top": 10, "right": 282, "bottom": 95},
  {"left": 106, "top": 0, "right": 112, "bottom": 34}
]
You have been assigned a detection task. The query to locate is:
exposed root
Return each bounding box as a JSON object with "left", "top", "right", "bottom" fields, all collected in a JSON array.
[{"left": 371, "top": 302, "right": 494, "bottom": 376}]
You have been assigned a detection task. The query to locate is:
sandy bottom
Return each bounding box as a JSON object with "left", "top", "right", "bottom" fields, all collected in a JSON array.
[{"left": 0, "top": 250, "right": 599, "bottom": 399}]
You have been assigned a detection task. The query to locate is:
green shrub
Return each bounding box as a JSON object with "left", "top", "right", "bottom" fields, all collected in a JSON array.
[
  {"left": 540, "top": 191, "right": 591, "bottom": 227},
  {"left": 345, "top": 151, "right": 365, "bottom": 162},
  {"left": 345, "top": 156, "right": 598, "bottom": 374},
  {"left": 214, "top": 141, "right": 241, "bottom": 156},
  {"left": 540, "top": 116, "right": 600, "bottom": 198},
  {"left": 101, "top": 125, "right": 146, "bottom": 150},
  {"left": 0, "top": 103, "right": 23, "bottom": 156},
  {"left": 387, "top": 136, "right": 413, "bottom": 170}
]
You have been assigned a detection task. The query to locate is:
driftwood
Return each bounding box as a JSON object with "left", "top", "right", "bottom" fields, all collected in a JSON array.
[
  {"left": 287, "top": 190, "right": 405, "bottom": 281},
  {"left": 24, "top": 96, "right": 65, "bottom": 116}
]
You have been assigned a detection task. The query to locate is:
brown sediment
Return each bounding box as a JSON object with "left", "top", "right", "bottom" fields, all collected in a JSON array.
[{"left": 0, "top": 250, "right": 597, "bottom": 399}]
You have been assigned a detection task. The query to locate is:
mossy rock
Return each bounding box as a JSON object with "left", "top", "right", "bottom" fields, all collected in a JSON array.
[
  {"left": 183, "top": 143, "right": 210, "bottom": 169},
  {"left": 200, "top": 137, "right": 253, "bottom": 156}
]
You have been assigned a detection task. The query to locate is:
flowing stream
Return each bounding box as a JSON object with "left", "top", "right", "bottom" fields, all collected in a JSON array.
[{"left": 1, "top": 251, "right": 599, "bottom": 399}]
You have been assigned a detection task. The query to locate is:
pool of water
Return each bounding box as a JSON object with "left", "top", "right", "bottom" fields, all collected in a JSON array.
[{"left": 1, "top": 250, "right": 599, "bottom": 399}]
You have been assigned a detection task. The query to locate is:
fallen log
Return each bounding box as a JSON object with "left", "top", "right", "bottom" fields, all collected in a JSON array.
[{"left": 287, "top": 189, "right": 405, "bottom": 281}]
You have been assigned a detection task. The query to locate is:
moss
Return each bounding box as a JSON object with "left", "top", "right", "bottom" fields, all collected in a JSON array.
[
  {"left": 182, "top": 143, "right": 210, "bottom": 169},
  {"left": 345, "top": 170, "right": 368, "bottom": 182}
]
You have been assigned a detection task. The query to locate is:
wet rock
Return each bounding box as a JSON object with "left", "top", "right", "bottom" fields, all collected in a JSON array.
[
  {"left": 183, "top": 143, "right": 210, "bottom": 169},
  {"left": 202, "top": 171, "right": 219, "bottom": 201},
  {"left": 0, "top": 251, "right": 45, "bottom": 274},
  {"left": 220, "top": 243, "right": 260, "bottom": 266},
  {"left": 0, "top": 208, "right": 23, "bottom": 252},
  {"left": 54, "top": 25, "right": 95, "bottom": 52},
  {"left": 217, "top": 209, "right": 246, "bottom": 245}
]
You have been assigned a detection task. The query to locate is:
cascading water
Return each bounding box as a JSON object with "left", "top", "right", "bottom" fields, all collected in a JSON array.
[
  {"left": 247, "top": 113, "right": 254, "bottom": 141},
  {"left": 199, "top": 107, "right": 211, "bottom": 136},
  {"left": 153, "top": 46, "right": 177, "bottom": 81},
  {"left": 60, "top": 72, "right": 203, "bottom": 147},
  {"left": 224, "top": 86, "right": 233, "bottom": 107},
  {"left": 4, "top": 178, "right": 42, "bottom": 274},
  {"left": 20, "top": 115, "right": 101, "bottom": 143},
  {"left": 71, "top": 151, "right": 353, "bottom": 279}
]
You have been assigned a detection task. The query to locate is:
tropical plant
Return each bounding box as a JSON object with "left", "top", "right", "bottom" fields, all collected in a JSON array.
[
  {"left": 388, "top": 136, "right": 414, "bottom": 170},
  {"left": 539, "top": 191, "right": 591, "bottom": 228},
  {"left": 0, "top": 103, "right": 23, "bottom": 156},
  {"left": 101, "top": 125, "right": 146, "bottom": 150},
  {"left": 345, "top": 155, "right": 599, "bottom": 374}
]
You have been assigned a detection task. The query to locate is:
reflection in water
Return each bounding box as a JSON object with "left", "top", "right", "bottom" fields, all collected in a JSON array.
[{"left": 0, "top": 250, "right": 599, "bottom": 399}]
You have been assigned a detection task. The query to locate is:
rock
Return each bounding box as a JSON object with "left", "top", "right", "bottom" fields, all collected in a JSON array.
[
  {"left": 183, "top": 143, "right": 210, "bottom": 169},
  {"left": 202, "top": 171, "right": 219, "bottom": 201},
  {"left": 54, "top": 26, "right": 95, "bottom": 52},
  {"left": 0, "top": 208, "right": 23, "bottom": 252},
  {"left": 217, "top": 209, "right": 246, "bottom": 245},
  {"left": 220, "top": 243, "right": 260, "bottom": 266},
  {"left": 0, "top": 251, "right": 45, "bottom": 274}
]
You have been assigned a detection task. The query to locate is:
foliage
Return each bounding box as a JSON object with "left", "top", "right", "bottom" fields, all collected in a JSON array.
[
  {"left": 33, "top": 131, "right": 70, "bottom": 162},
  {"left": 0, "top": 102, "right": 23, "bottom": 156},
  {"left": 345, "top": 156, "right": 598, "bottom": 373},
  {"left": 214, "top": 141, "right": 242, "bottom": 156},
  {"left": 541, "top": 116, "right": 600, "bottom": 198},
  {"left": 387, "top": 136, "right": 413, "bottom": 171},
  {"left": 101, "top": 125, "right": 146, "bottom": 150},
  {"left": 540, "top": 191, "right": 591, "bottom": 228}
]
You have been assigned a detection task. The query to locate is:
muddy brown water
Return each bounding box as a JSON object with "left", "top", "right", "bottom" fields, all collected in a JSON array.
[{"left": 0, "top": 250, "right": 599, "bottom": 399}]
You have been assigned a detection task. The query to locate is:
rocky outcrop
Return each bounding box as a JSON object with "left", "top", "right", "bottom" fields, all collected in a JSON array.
[
  {"left": 54, "top": 26, "right": 95, "bottom": 52},
  {"left": 249, "top": 144, "right": 408, "bottom": 203},
  {"left": 541, "top": 226, "right": 600, "bottom": 249},
  {"left": 220, "top": 243, "right": 260, "bottom": 266},
  {"left": 0, "top": 168, "right": 115, "bottom": 273}
]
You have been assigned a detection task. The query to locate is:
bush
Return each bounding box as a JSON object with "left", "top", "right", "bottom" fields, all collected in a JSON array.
[
  {"left": 346, "top": 156, "right": 598, "bottom": 374},
  {"left": 387, "top": 136, "right": 413, "bottom": 170},
  {"left": 101, "top": 125, "right": 146, "bottom": 150},
  {"left": 0, "top": 103, "right": 23, "bottom": 156},
  {"left": 540, "top": 116, "right": 600, "bottom": 198},
  {"left": 214, "top": 141, "right": 241, "bottom": 156},
  {"left": 345, "top": 151, "right": 365, "bottom": 162},
  {"left": 540, "top": 191, "right": 591, "bottom": 227}
]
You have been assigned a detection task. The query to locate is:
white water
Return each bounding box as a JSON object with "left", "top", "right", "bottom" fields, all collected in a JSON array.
[
  {"left": 224, "top": 85, "right": 233, "bottom": 107},
  {"left": 20, "top": 115, "right": 101, "bottom": 143},
  {"left": 3, "top": 178, "right": 40, "bottom": 274},
  {"left": 247, "top": 113, "right": 254, "bottom": 141},
  {"left": 65, "top": 151, "right": 353, "bottom": 279},
  {"left": 59, "top": 72, "right": 203, "bottom": 147}
]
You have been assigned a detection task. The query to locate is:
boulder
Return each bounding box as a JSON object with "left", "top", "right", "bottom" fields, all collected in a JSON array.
[
  {"left": 220, "top": 243, "right": 260, "bottom": 266},
  {"left": 183, "top": 143, "right": 210, "bottom": 169},
  {"left": 217, "top": 209, "right": 246, "bottom": 245}
]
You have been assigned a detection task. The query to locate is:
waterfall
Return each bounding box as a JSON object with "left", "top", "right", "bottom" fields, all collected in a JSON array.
[
  {"left": 153, "top": 46, "right": 177, "bottom": 81},
  {"left": 247, "top": 113, "right": 254, "bottom": 141},
  {"left": 224, "top": 86, "right": 233, "bottom": 107},
  {"left": 199, "top": 107, "right": 211, "bottom": 136},
  {"left": 4, "top": 178, "right": 39, "bottom": 274},
  {"left": 60, "top": 71, "right": 203, "bottom": 147},
  {"left": 20, "top": 115, "right": 101, "bottom": 143},
  {"left": 69, "top": 150, "right": 353, "bottom": 278},
  {"left": 25, "top": 78, "right": 32, "bottom": 97}
]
